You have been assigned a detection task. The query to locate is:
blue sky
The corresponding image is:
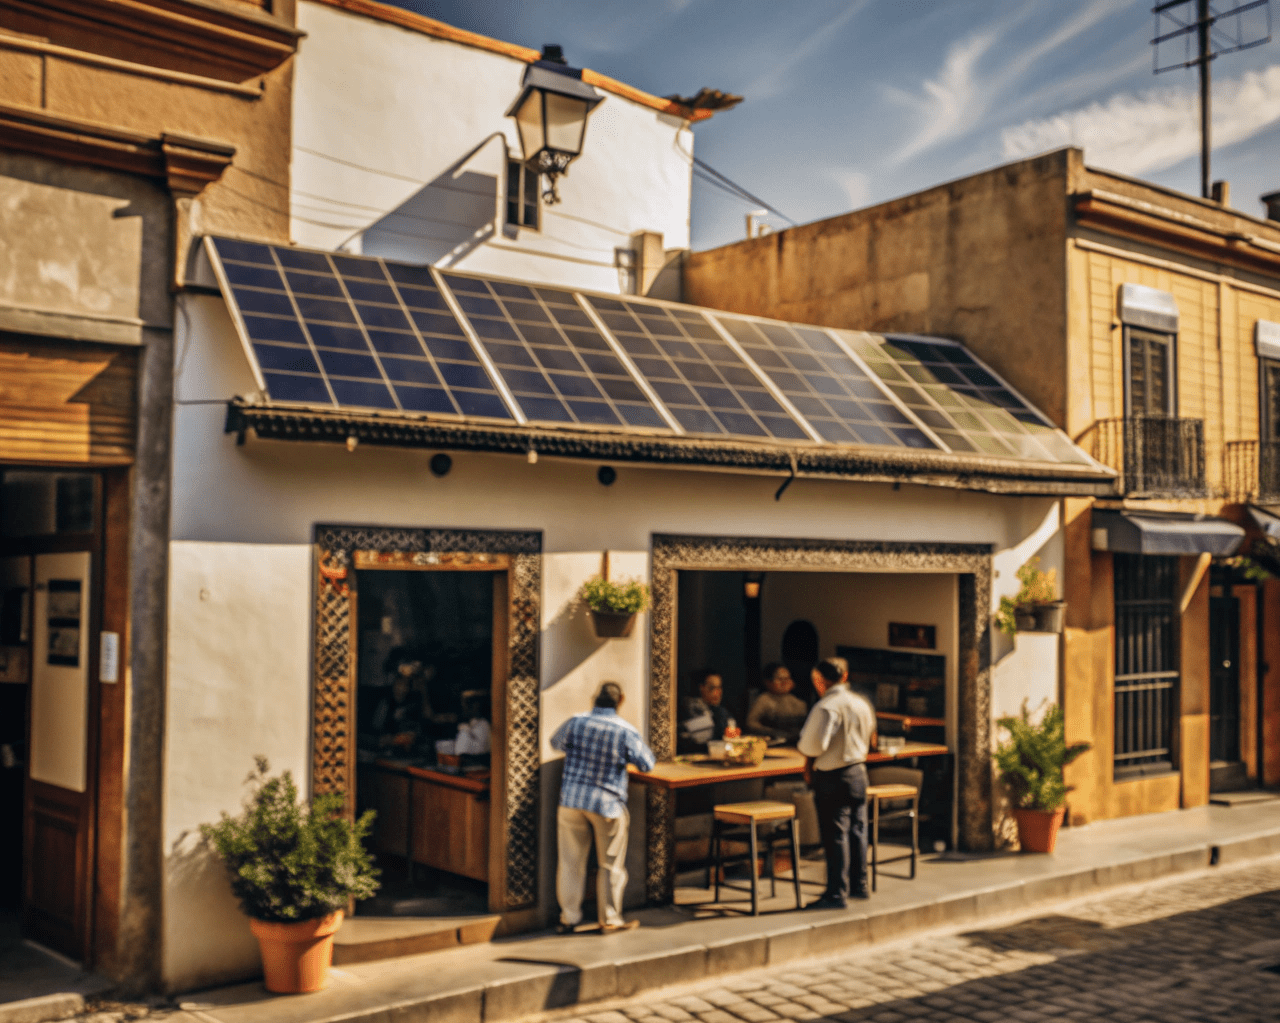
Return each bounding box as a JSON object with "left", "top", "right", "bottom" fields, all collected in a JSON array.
[{"left": 392, "top": 1, "right": 1280, "bottom": 251}]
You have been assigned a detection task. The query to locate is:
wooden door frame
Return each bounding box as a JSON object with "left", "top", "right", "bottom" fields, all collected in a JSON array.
[
  {"left": 311, "top": 526, "right": 541, "bottom": 916},
  {"left": 646, "top": 533, "right": 993, "bottom": 903}
]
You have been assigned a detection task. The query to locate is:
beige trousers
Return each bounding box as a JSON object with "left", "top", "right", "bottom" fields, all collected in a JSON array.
[{"left": 556, "top": 805, "right": 629, "bottom": 927}]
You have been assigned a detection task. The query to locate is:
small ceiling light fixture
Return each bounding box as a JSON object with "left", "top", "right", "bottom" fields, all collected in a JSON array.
[
  {"left": 527, "top": 447, "right": 538, "bottom": 465},
  {"left": 429, "top": 452, "right": 452, "bottom": 477},
  {"left": 506, "top": 44, "right": 603, "bottom": 204},
  {"left": 597, "top": 465, "right": 617, "bottom": 486},
  {"left": 346, "top": 435, "right": 358, "bottom": 452},
  {"left": 743, "top": 571, "right": 765, "bottom": 600}
]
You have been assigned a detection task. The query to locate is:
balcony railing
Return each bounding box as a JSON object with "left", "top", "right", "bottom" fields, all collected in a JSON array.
[
  {"left": 1223, "top": 440, "right": 1280, "bottom": 503},
  {"left": 1088, "top": 417, "right": 1206, "bottom": 498}
]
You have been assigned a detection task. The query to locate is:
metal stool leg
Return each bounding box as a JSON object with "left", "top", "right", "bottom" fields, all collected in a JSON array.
[
  {"left": 870, "top": 794, "right": 879, "bottom": 893},
  {"left": 910, "top": 793, "right": 919, "bottom": 879},
  {"left": 714, "top": 819, "right": 724, "bottom": 903},
  {"left": 748, "top": 823, "right": 760, "bottom": 916},
  {"left": 789, "top": 817, "right": 803, "bottom": 909}
]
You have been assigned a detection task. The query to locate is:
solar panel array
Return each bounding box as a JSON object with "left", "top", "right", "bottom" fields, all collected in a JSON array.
[
  {"left": 713, "top": 316, "right": 933, "bottom": 449},
  {"left": 837, "top": 332, "right": 1091, "bottom": 465},
  {"left": 583, "top": 297, "right": 808, "bottom": 440},
  {"left": 211, "top": 238, "right": 512, "bottom": 420},
  {"left": 441, "top": 275, "right": 667, "bottom": 430},
  {"left": 208, "top": 237, "right": 1094, "bottom": 469}
]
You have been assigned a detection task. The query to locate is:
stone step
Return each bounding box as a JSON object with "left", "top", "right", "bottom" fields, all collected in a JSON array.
[
  {"left": 1209, "top": 789, "right": 1280, "bottom": 807},
  {"left": 332, "top": 915, "right": 500, "bottom": 965}
]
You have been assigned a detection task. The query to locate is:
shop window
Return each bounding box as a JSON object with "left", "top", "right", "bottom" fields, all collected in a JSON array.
[
  {"left": 0, "top": 471, "right": 96, "bottom": 537},
  {"left": 1113, "top": 553, "right": 1178, "bottom": 779},
  {"left": 506, "top": 160, "right": 539, "bottom": 230}
]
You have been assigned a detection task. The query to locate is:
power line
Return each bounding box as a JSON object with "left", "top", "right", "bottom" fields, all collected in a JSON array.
[{"left": 691, "top": 156, "right": 795, "bottom": 225}]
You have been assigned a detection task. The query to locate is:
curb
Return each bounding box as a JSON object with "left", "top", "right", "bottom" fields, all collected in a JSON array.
[
  {"left": 0, "top": 994, "right": 85, "bottom": 1023},
  {"left": 170, "top": 829, "right": 1280, "bottom": 1023}
]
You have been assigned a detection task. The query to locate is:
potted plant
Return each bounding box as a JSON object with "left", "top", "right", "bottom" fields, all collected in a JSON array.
[
  {"left": 995, "top": 557, "right": 1065, "bottom": 636},
  {"left": 994, "top": 702, "right": 1090, "bottom": 853},
  {"left": 202, "top": 757, "right": 379, "bottom": 993},
  {"left": 579, "top": 575, "right": 650, "bottom": 638}
]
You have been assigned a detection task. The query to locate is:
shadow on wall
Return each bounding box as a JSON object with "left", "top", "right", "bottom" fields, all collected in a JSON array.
[
  {"left": 164, "top": 829, "right": 261, "bottom": 993},
  {"left": 357, "top": 166, "right": 499, "bottom": 266}
]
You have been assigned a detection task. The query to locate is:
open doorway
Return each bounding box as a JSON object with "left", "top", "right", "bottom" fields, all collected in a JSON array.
[{"left": 353, "top": 566, "right": 503, "bottom": 918}]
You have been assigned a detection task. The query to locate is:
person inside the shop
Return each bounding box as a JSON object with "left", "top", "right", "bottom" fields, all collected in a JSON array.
[
  {"left": 453, "top": 689, "right": 492, "bottom": 755},
  {"left": 367, "top": 655, "right": 426, "bottom": 752},
  {"left": 746, "top": 662, "right": 809, "bottom": 744},
  {"left": 678, "top": 669, "right": 735, "bottom": 753}
]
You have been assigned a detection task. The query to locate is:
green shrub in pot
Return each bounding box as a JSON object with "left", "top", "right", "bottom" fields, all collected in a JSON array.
[{"left": 994, "top": 703, "right": 1091, "bottom": 853}]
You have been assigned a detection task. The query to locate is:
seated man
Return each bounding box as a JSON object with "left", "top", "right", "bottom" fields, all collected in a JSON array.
[
  {"left": 747, "top": 662, "right": 809, "bottom": 744},
  {"left": 678, "top": 669, "right": 732, "bottom": 754}
]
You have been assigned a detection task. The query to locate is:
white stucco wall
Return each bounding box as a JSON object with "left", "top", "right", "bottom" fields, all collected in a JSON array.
[
  {"left": 163, "top": 294, "right": 1069, "bottom": 990},
  {"left": 291, "top": 2, "right": 693, "bottom": 292}
]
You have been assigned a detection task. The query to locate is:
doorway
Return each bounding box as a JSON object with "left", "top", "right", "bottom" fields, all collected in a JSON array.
[
  {"left": 0, "top": 469, "right": 101, "bottom": 962},
  {"left": 1209, "top": 581, "right": 1246, "bottom": 792},
  {"left": 353, "top": 566, "right": 501, "bottom": 918}
]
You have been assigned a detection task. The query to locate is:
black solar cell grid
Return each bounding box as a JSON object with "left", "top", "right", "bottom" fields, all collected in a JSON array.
[
  {"left": 209, "top": 238, "right": 512, "bottom": 421},
  {"left": 714, "top": 316, "right": 936, "bottom": 450}
]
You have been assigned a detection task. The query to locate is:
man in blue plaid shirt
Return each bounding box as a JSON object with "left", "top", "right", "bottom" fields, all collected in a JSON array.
[{"left": 550, "top": 682, "right": 655, "bottom": 933}]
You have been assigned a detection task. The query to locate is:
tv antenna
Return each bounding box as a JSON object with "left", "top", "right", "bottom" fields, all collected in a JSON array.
[{"left": 1152, "top": 0, "right": 1272, "bottom": 199}]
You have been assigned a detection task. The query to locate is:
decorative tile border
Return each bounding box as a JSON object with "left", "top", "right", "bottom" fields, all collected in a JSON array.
[
  {"left": 312, "top": 525, "right": 541, "bottom": 909},
  {"left": 645, "top": 534, "right": 993, "bottom": 901}
]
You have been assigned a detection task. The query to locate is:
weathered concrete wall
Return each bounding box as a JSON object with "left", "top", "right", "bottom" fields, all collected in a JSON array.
[{"left": 684, "top": 151, "right": 1072, "bottom": 428}]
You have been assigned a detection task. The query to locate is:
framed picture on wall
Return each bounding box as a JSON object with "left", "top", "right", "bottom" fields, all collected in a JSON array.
[
  {"left": 47, "top": 579, "right": 81, "bottom": 667},
  {"left": 888, "top": 622, "right": 936, "bottom": 650}
]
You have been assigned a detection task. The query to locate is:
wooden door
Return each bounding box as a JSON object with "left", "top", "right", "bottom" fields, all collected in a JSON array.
[{"left": 24, "top": 550, "right": 95, "bottom": 958}]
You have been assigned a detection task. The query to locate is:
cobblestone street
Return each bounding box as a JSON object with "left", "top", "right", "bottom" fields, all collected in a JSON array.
[{"left": 545, "top": 859, "right": 1280, "bottom": 1023}]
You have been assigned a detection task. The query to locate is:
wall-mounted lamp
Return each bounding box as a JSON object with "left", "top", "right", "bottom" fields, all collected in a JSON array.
[
  {"left": 430, "top": 453, "right": 452, "bottom": 477},
  {"left": 506, "top": 44, "right": 603, "bottom": 204},
  {"left": 743, "top": 571, "right": 765, "bottom": 600}
]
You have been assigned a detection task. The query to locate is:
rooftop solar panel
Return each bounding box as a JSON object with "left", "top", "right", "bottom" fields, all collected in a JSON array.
[
  {"left": 582, "top": 297, "right": 810, "bottom": 441},
  {"left": 208, "top": 238, "right": 513, "bottom": 421},
  {"left": 836, "top": 331, "right": 1091, "bottom": 464},
  {"left": 711, "top": 315, "right": 938, "bottom": 450},
  {"left": 439, "top": 274, "right": 668, "bottom": 430},
  {"left": 207, "top": 237, "right": 1097, "bottom": 472}
]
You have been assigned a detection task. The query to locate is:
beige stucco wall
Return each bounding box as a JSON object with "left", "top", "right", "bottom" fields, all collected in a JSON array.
[{"left": 160, "top": 290, "right": 1069, "bottom": 990}]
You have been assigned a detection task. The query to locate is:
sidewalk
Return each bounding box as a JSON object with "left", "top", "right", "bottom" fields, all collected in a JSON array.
[
  {"left": 0, "top": 913, "right": 110, "bottom": 1023},
  {"left": 165, "top": 800, "right": 1280, "bottom": 1023}
]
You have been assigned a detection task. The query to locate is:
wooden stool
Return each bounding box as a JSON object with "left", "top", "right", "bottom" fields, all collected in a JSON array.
[
  {"left": 866, "top": 783, "right": 919, "bottom": 891},
  {"left": 709, "top": 801, "right": 802, "bottom": 915}
]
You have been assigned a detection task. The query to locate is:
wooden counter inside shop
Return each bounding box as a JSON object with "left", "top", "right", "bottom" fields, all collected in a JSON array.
[{"left": 363, "top": 759, "right": 489, "bottom": 882}]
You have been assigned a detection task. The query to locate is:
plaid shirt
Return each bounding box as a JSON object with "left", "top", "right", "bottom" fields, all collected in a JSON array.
[{"left": 550, "top": 708, "right": 656, "bottom": 819}]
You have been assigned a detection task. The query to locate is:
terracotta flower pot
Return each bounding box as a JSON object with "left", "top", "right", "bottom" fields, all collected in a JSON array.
[
  {"left": 250, "top": 910, "right": 343, "bottom": 993},
  {"left": 1012, "top": 806, "right": 1065, "bottom": 854},
  {"left": 590, "top": 609, "right": 636, "bottom": 638}
]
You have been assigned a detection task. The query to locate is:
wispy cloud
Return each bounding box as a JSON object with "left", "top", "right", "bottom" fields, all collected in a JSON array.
[
  {"left": 888, "top": 0, "right": 1119, "bottom": 165},
  {"left": 745, "top": 1, "right": 868, "bottom": 102},
  {"left": 831, "top": 169, "right": 870, "bottom": 211},
  {"left": 1001, "top": 64, "right": 1280, "bottom": 175}
]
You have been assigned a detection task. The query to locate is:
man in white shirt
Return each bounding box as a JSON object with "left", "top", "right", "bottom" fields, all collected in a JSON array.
[{"left": 797, "top": 657, "right": 877, "bottom": 909}]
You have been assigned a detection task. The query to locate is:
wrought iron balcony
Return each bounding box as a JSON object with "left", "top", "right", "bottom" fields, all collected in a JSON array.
[
  {"left": 1088, "top": 417, "right": 1206, "bottom": 498},
  {"left": 1223, "top": 439, "right": 1280, "bottom": 503}
]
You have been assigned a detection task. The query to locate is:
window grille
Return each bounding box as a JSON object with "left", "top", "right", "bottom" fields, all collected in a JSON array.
[
  {"left": 506, "top": 160, "right": 539, "bottom": 229},
  {"left": 1113, "top": 553, "right": 1178, "bottom": 778}
]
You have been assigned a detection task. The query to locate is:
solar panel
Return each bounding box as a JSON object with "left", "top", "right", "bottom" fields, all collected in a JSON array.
[
  {"left": 837, "top": 331, "right": 1090, "bottom": 464},
  {"left": 711, "top": 315, "right": 937, "bottom": 450},
  {"left": 439, "top": 274, "right": 668, "bottom": 430},
  {"left": 208, "top": 238, "right": 513, "bottom": 420},
  {"left": 582, "top": 297, "right": 810, "bottom": 440}
]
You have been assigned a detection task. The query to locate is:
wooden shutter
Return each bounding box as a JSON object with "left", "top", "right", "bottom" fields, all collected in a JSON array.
[{"left": 0, "top": 338, "right": 137, "bottom": 466}]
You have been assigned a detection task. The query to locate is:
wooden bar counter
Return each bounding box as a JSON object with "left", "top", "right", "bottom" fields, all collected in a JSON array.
[
  {"left": 631, "top": 743, "right": 949, "bottom": 904},
  {"left": 364, "top": 759, "right": 490, "bottom": 883}
]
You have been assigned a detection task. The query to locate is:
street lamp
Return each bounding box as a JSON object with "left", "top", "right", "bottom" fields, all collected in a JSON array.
[{"left": 506, "top": 44, "right": 603, "bottom": 204}]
